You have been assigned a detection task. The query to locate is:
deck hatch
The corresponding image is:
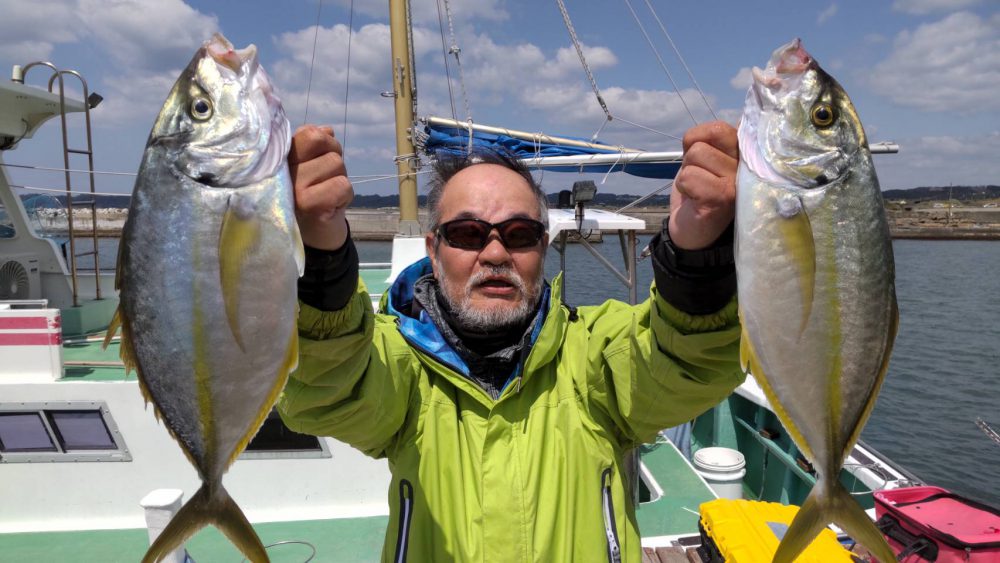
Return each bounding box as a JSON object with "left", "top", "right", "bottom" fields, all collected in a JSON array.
[{"left": 0, "top": 401, "right": 131, "bottom": 462}]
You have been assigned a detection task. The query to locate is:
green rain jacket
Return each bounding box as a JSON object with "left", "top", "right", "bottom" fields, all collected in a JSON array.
[{"left": 279, "top": 258, "right": 743, "bottom": 563}]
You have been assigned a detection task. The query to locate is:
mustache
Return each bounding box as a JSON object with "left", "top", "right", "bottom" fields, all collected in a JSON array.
[{"left": 466, "top": 265, "right": 525, "bottom": 293}]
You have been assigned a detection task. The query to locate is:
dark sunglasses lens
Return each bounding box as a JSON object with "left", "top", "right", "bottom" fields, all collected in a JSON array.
[
  {"left": 442, "top": 221, "right": 490, "bottom": 249},
  {"left": 499, "top": 220, "right": 542, "bottom": 249}
]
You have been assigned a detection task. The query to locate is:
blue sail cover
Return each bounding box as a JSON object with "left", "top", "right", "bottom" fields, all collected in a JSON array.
[{"left": 420, "top": 122, "right": 681, "bottom": 180}]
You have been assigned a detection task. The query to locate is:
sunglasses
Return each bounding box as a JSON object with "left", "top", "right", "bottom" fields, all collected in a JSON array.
[{"left": 436, "top": 217, "right": 546, "bottom": 250}]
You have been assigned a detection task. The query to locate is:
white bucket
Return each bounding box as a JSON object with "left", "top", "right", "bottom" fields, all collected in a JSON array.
[{"left": 693, "top": 447, "right": 746, "bottom": 500}]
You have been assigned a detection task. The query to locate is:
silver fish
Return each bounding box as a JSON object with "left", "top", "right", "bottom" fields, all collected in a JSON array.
[
  {"left": 736, "top": 39, "right": 898, "bottom": 563},
  {"left": 106, "top": 33, "right": 303, "bottom": 563}
]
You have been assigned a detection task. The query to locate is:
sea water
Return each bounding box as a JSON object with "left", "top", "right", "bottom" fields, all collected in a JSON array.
[{"left": 82, "top": 236, "right": 1000, "bottom": 506}]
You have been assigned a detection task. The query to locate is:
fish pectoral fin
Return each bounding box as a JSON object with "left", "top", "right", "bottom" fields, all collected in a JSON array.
[
  {"left": 292, "top": 222, "right": 305, "bottom": 277},
  {"left": 776, "top": 202, "right": 816, "bottom": 337},
  {"left": 219, "top": 204, "right": 262, "bottom": 352},
  {"left": 141, "top": 484, "right": 268, "bottom": 563}
]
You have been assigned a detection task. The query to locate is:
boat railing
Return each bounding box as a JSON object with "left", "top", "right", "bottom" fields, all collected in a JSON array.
[{"left": 17, "top": 62, "right": 103, "bottom": 306}]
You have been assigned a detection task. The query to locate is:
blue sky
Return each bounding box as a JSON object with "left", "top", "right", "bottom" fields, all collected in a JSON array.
[{"left": 1, "top": 0, "right": 997, "bottom": 198}]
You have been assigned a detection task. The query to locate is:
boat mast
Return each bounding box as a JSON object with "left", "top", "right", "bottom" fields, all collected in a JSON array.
[{"left": 388, "top": 0, "right": 420, "bottom": 235}]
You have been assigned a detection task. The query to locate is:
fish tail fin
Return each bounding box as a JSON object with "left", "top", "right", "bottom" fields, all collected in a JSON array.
[
  {"left": 141, "top": 484, "right": 269, "bottom": 563},
  {"left": 772, "top": 479, "right": 897, "bottom": 563},
  {"left": 772, "top": 488, "right": 828, "bottom": 563},
  {"left": 828, "top": 481, "right": 897, "bottom": 563},
  {"left": 212, "top": 485, "right": 270, "bottom": 563}
]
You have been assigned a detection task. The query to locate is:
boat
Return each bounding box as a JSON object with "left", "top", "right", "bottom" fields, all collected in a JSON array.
[{"left": 0, "top": 3, "right": 951, "bottom": 562}]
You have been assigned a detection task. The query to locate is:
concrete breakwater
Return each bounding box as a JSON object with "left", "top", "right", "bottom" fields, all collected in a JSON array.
[{"left": 31, "top": 206, "right": 1000, "bottom": 240}]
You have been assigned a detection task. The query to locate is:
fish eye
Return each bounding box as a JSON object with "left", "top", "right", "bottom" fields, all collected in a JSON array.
[
  {"left": 190, "top": 97, "right": 213, "bottom": 121},
  {"left": 811, "top": 103, "right": 835, "bottom": 128}
]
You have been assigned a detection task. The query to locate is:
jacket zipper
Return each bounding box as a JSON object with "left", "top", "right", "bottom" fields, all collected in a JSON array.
[
  {"left": 602, "top": 468, "right": 622, "bottom": 563},
  {"left": 394, "top": 479, "right": 414, "bottom": 563}
]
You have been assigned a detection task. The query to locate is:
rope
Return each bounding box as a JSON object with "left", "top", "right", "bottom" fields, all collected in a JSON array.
[
  {"left": 622, "top": 0, "right": 698, "bottom": 125},
  {"left": 642, "top": 0, "right": 718, "bottom": 120},
  {"left": 435, "top": 0, "right": 459, "bottom": 120},
  {"left": 342, "top": 0, "right": 355, "bottom": 148},
  {"left": 442, "top": 0, "right": 472, "bottom": 122},
  {"left": 555, "top": 0, "right": 610, "bottom": 121},
  {"left": 302, "top": 0, "right": 324, "bottom": 125},
  {"left": 1, "top": 162, "right": 136, "bottom": 177}
]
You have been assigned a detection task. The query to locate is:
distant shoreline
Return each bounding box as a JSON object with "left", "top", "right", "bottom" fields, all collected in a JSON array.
[{"left": 32, "top": 206, "right": 1000, "bottom": 241}]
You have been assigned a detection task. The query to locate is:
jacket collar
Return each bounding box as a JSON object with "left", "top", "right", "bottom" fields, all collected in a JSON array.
[{"left": 382, "top": 257, "right": 567, "bottom": 397}]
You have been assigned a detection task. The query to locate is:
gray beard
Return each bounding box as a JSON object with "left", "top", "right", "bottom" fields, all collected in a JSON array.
[{"left": 435, "top": 261, "right": 544, "bottom": 333}]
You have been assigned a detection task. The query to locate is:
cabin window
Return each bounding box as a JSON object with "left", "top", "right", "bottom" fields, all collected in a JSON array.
[
  {"left": 0, "top": 412, "right": 57, "bottom": 452},
  {"left": 49, "top": 410, "right": 117, "bottom": 450},
  {"left": 0, "top": 402, "right": 131, "bottom": 462},
  {"left": 0, "top": 205, "right": 15, "bottom": 238},
  {"left": 241, "top": 409, "right": 330, "bottom": 460}
]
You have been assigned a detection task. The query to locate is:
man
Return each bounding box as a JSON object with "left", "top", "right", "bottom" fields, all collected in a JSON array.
[{"left": 279, "top": 121, "right": 744, "bottom": 563}]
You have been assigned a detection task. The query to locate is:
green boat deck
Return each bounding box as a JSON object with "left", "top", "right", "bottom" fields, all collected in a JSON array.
[{"left": 0, "top": 441, "right": 715, "bottom": 561}]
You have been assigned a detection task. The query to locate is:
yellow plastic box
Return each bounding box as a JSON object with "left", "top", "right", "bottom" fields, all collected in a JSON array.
[{"left": 699, "top": 499, "right": 856, "bottom": 562}]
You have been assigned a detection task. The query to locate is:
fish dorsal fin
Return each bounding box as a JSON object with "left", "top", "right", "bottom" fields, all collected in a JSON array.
[{"left": 218, "top": 199, "right": 261, "bottom": 352}]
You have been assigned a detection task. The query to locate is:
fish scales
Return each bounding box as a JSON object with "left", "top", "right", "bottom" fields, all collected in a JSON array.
[
  {"left": 736, "top": 39, "right": 898, "bottom": 563},
  {"left": 107, "top": 33, "right": 303, "bottom": 563}
]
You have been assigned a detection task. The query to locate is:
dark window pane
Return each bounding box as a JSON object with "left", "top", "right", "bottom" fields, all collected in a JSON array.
[
  {"left": 246, "top": 410, "right": 321, "bottom": 452},
  {"left": 0, "top": 413, "right": 56, "bottom": 452},
  {"left": 48, "top": 410, "right": 116, "bottom": 450}
]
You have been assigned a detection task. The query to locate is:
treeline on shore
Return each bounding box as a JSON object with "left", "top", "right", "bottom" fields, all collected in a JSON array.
[{"left": 18, "top": 184, "right": 1000, "bottom": 210}]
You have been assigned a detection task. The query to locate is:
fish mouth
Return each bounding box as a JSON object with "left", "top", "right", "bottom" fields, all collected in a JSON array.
[{"left": 205, "top": 33, "right": 258, "bottom": 75}]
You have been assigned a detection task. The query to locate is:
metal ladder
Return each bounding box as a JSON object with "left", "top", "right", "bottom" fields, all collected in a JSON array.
[{"left": 20, "top": 62, "right": 102, "bottom": 307}]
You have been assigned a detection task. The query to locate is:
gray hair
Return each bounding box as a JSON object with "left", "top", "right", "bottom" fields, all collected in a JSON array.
[{"left": 425, "top": 149, "right": 548, "bottom": 233}]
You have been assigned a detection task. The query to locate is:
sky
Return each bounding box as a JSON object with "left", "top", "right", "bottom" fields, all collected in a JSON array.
[{"left": 0, "top": 0, "right": 997, "bottom": 199}]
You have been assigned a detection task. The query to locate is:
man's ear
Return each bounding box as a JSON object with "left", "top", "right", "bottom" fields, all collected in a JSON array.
[{"left": 425, "top": 232, "right": 438, "bottom": 276}]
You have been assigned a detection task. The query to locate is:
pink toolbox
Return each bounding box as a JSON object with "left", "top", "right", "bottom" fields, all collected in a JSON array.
[{"left": 873, "top": 486, "right": 1000, "bottom": 562}]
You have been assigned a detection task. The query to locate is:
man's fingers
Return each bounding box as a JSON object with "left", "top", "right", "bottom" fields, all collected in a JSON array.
[
  {"left": 674, "top": 165, "right": 735, "bottom": 210},
  {"left": 296, "top": 175, "right": 354, "bottom": 217},
  {"left": 682, "top": 121, "right": 739, "bottom": 160},
  {"left": 292, "top": 150, "right": 348, "bottom": 191},
  {"left": 289, "top": 125, "right": 341, "bottom": 166},
  {"left": 681, "top": 140, "right": 739, "bottom": 180}
]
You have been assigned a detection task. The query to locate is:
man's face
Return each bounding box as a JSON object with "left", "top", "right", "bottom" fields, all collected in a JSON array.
[{"left": 426, "top": 163, "right": 548, "bottom": 332}]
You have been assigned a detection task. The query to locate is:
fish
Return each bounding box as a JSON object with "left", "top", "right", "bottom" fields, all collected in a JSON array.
[
  {"left": 735, "top": 39, "right": 899, "bottom": 563},
  {"left": 104, "top": 33, "right": 304, "bottom": 563}
]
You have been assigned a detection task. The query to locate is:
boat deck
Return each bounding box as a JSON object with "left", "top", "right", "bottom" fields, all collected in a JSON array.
[{"left": 0, "top": 441, "right": 715, "bottom": 561}]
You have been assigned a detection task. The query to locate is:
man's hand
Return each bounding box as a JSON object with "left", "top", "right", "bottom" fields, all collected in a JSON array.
[
  {"left": 669, "top": 121, "right": 739, "bottom": 250},
  {"left": 290, "top": 125, "right": 353, "bottom": 251}
]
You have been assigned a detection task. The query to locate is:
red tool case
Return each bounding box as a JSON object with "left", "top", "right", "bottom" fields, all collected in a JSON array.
[{"left": 873, "top": 486, "right": 1000, "bottom": 562}]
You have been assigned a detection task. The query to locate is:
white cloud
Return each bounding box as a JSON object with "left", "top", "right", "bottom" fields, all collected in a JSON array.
[
  {"left": 0, "top": 0, "right": 83, "bottom": 64},
  {"left": 818, "top": 4, "right": 838, "bottom": 25},
  {"left": 891, "top": 0, "right": 981, "bottom": 15},
  {"left": 76, "top": 0, "right": 219, "bottom": 72},
  {"left": 874, "top": 132, "right": 1000, "bottom": 189},
  {"left": 870, "top": 12, "right": 1000, "bottom": 112},
  {"left": 729, "top": 67, "right": 753, "bottom": 90}
]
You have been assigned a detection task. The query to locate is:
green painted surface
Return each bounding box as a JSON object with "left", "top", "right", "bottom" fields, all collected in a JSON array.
[
  {"left": 61, "top": 337, "right": 130, "bottom": 381},
  {"left": 635, "top": 440, "right": 716, "bottom": 538},
  {"left": 0, "top": 515, "right": 390, "bottom": 562},
  {"left": 60, "top": 297, "right": 118, "bottom": 337},
  {"left": 360, "top": 268, "right": 391, "bottom": 299}
]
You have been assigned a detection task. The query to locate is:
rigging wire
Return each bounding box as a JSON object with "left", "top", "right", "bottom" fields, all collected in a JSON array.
[
  {"left": 621, "top": 0, "right": 698, "bottom": 125},
  {"left": 555, "top": 0, "right": 611, "bottom": 122},
  {"left": 442, "top": 0, "right": 472, "bottom": 123},
  {"left": 642, "top": 0, "right": 718, "bottom": 120},
  {"left": 435, "top": 0, "right": 459, "bottom": 121},
  {"left": 342, "top": 0, "right": 355, "bottom": 148},
  {"left": 302, "top": 0, "right": 325, "bottom": 126}
]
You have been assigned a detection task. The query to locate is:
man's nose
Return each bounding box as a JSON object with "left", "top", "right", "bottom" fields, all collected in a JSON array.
[{"left": 478, "top": 234, "right": 512, "bottom": 265}]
